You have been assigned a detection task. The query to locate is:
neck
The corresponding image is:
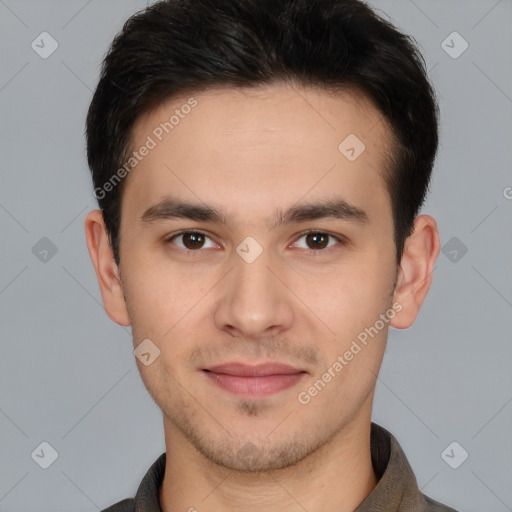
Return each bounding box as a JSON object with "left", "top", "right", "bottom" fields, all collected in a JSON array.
[{"left": 159, "top": 412, "right": 377, "bottom": 512}]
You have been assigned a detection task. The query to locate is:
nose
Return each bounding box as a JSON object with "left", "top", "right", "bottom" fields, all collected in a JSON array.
[{"left": 214, "top": 245, "right": 294, "bottom": 340}]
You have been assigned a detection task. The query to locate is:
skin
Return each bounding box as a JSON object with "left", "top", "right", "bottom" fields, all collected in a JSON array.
[{"left": 85, "top": 82, "right": 440, "bottom": 512}]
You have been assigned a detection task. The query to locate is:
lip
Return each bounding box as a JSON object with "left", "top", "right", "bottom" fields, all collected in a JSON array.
[
  {"left": 205, "top": 362, "right": 304, "bottom": 376},
  {"left": 203, "top": 362, "right": 307, "bottom": 398}
]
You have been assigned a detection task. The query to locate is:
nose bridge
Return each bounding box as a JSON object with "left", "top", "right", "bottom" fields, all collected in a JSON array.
[
  {"left": 214, "top": 238, "right": 293, "bottom": 337},
  {"left": 234, "top": 245, "right": 274, "bottom": 299}
]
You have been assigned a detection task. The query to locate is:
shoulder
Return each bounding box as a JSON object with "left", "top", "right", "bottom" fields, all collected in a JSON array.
[
  {"left": 101, "top": 498, "right": 134, "bottom": 512},
  {"left": 423, "top": 494, "right": 460, "bottom": 512}
]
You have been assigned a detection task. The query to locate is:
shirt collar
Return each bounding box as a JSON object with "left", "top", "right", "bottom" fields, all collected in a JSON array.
[{"left": 355, "top": 422, "right": 423, "bottom": 511}]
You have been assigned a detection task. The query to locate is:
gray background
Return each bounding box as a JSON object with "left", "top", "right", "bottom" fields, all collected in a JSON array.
[{"left": 0, "top": 0, "right": 511, "bottom": 510}]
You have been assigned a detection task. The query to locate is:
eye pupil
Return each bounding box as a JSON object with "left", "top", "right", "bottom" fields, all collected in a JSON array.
[
  {"left": 306, "top": 232, "right": 328, "bottom": 250},
  {"left": 183, "top": 232, "right": 204, "bottom": 250}
]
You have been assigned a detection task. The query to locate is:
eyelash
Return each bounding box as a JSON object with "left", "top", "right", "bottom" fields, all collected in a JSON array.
[{"left": 164, "top": 230, "right": 347, "bottom": 256}]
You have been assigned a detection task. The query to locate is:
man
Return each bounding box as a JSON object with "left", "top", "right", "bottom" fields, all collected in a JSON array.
[{"left": 84, "top": 0, "right": 459, "bottom": 510}]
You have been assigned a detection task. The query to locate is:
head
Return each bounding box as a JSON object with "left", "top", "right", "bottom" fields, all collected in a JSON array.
[{"left": 85, "top": 0, "right": 440, "bottom": 472}]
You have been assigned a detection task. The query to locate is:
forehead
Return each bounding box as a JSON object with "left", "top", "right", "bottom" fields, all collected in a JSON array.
[
  {"left": 123, "top": 83, "right": 394, "bottom": 228},
  {"left": 132, "top": 82, "right": 390, "bottom": 150}
]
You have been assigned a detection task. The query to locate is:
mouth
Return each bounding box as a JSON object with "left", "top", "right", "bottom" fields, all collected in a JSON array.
[{"left": 202, "top": 362, "right": 307, "bottom": 398}]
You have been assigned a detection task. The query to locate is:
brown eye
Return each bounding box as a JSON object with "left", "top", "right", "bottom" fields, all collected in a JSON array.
[
  {"left": 168, "top": 231, "right": 217, "bottom": 251},
  {"left": 305, "top": 232, "right": 329, "bottom": 250},
  {"left": 181, "top": 232, "right": 205, "bottom": 250},
  {"left": 292, "top": 231, "right": 344, "bottom": 253}
]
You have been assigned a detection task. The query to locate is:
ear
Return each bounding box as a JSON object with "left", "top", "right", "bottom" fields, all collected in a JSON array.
[
  {"left": 84, "top": 209, "right": 131, "bottom": 326},
  {"left": 390, "top": 214, "right": 440, "bottom": 329}
]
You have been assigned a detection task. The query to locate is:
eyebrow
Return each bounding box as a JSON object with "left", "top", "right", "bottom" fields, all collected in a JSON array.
[{"left": 140, "top": 196, "right": 370, "bottom": 229}]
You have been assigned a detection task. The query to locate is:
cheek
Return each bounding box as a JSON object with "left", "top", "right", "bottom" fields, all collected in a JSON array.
[
  {"left": 124, "top": 260, "right": 218, "bottom": 375},
  {"left": 124, "top": 250, "right": 195, "bottom": 315},
  {"left": 306, "top": 257, "right": 393, "bottom": 334},
  {"left": 120, "top": 258, "right": 177, "bottom": 343}
]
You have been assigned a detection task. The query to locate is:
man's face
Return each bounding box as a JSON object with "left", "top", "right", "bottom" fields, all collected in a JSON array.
[{"left": 117, "top": 83, "right": 398, "bottom": 471}]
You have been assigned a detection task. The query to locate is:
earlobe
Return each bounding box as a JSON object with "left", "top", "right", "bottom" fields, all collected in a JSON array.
[
  {"left": 84, "top": 209, "right": 131, "bottom": 326},
  {"left": 390, "top": 215, "right": 440, "bottom": 329}
]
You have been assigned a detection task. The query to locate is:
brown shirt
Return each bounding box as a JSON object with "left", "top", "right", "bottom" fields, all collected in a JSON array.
[{"left": 102, "top": 423, "right": 460, "bottom": 512}]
